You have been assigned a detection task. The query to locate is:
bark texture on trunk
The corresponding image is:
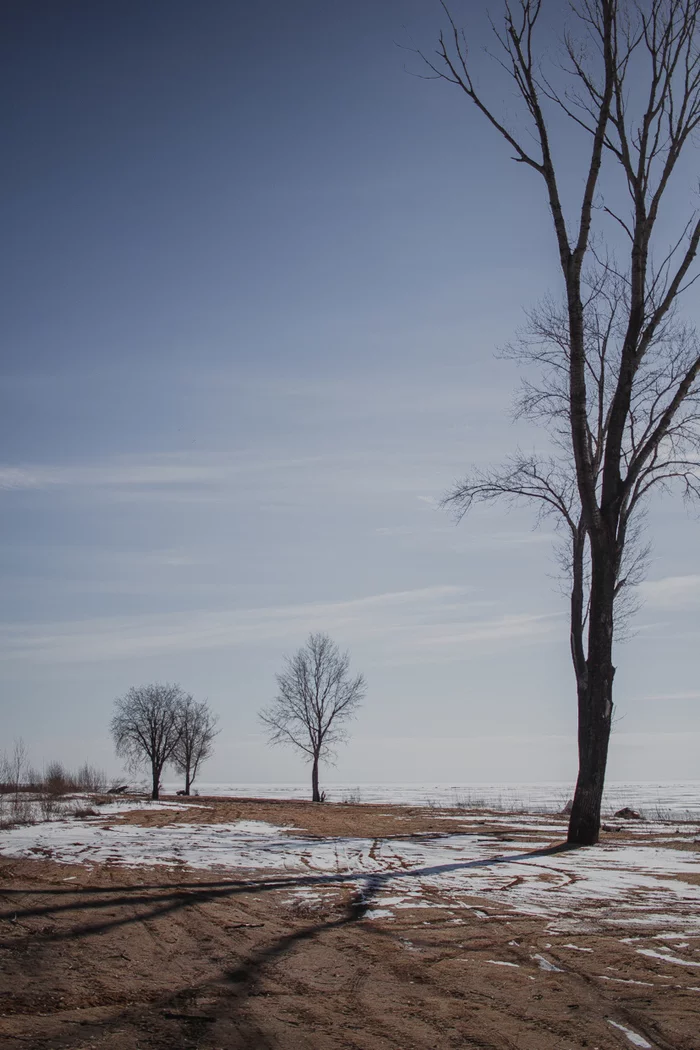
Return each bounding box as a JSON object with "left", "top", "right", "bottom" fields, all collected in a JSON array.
[
  {"left": 568, "top": 677, "right": 613, "bottom": 844},
  {"left": 185, "top": 770, "right": 191, "bottom": 795},
  {"left": 151, "top": 766, "right": 160, "bottom": 801},
  {"left": 567, "top": 554, "right": 615, "bottom": 845},
  {"left": 311, "top": 755, "right": 320, "bottom": 802}
]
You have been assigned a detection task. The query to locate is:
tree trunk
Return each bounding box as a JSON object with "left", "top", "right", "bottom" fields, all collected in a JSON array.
[
  {"left": 184, "top": 769, "right": 191, "bottom": 796},
  {"left": 568, "top": 555, "right": 615, "bottom": 846},
  {"left": 151, "top": 765, "right": 160, "bottom": 801},
  {"left": 311, "top": 755, "right": 320, "bottom": 802}
]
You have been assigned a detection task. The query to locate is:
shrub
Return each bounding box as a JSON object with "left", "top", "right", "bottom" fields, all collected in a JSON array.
[
  {"left": 72, "top": 806, "right": 99, "bottom": 819},
  {"left": 75, "top": 763, "right": 107, "bottom": 793},
  {"left": 39, "top": 794, "right": 60, "bottom": 820},
  {"left": 44, "top": 762, "right": 71, "bottom": 796}
]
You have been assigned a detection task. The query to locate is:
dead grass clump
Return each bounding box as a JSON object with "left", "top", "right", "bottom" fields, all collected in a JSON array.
[{"left": 0, "top": 795, "right": 35, "bottom": 828}]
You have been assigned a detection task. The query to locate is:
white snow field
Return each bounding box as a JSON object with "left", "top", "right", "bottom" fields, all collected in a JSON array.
[
  {"left": 164, "top": 780, "right": 700, "bottom": 820},
  {"left": 2, "top": 798, "right": 699, "bottom": 932}
]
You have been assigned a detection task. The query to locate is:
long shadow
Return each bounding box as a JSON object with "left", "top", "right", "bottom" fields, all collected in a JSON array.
[
  {"left": 91, "top": 883, "right": 397, "bottom": 1050},
  {"left": 0, "top": 840, "right": 576, "bottom": 947},
  {"left": 0, "top": 841, "right": 583, "bottom": 1049},
  {"left": 40, "top": 852, "right": 584, "bottom": 1050}
]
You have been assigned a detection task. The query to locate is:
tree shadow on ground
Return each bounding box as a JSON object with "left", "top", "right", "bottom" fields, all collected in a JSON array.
[
  {"left": 0, "top": 841, "right": 579, "bottom": 1049},
  {"left": 0, "top": 840, "right": 576, "bottom": 943}
]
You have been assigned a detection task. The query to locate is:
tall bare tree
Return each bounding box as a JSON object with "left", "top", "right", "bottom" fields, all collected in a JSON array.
[
  {"left": 172, "top": 696, "right": 219, "bottom": 795},
  {"left": 423, "top": 0, "right": 700, "bottom": 843},
  {"left": 260, "top": 633, "right": 366, "bottom": 802},
  {"left": 111, "top": 683, "right": 185, "bottom": 800}
]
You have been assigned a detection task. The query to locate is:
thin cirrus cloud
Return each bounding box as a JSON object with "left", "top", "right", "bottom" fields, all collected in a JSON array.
[
  {"left": 641, "top": 691, "right": 700, "bottom": 703},
  {"left": 0, "top": 586, "right": 559, "bottom": 665},
  {"left": 0, "top": 460, "right": 226, "bottom": 490},
  {"left": 638, "top": 574, "right": 700, "bottom": 609},
  {"left": 374, "top": 525, "right": 554, "bottom": 548},
  {"left": 0, "top": 451, "right": 454, "bottom": 502}
]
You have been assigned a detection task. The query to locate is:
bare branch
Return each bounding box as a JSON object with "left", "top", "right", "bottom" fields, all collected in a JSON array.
[
  {"left": 259, "top": 633, "right": 366, "bottom": 801},
  {"left": 110, "top": 683, "right": 186, "bottom": 800}
]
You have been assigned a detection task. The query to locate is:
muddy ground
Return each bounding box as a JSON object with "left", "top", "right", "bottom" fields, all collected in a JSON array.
[{"left": 0, "top": 796, "right": 698, "bottom": 1049}]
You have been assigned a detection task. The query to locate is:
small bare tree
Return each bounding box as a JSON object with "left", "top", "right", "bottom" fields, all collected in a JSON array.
[
  {"left": 172, "top": 696, "right": 219, "bottom": 795},
  {"left": 260, "top": 633, "right": 366, "bottom": 802},
  {"left": 8, "top": 738, "right": 28, "bottom": 795},
  {"left": 422, "top": 0, "right": 700, "bottom": 844},
  {"left": 0, "top": 739, "right": 28, "bottom": 798},
  {"left": 111, "top": 683, "right": 185, "bottom": 800}
]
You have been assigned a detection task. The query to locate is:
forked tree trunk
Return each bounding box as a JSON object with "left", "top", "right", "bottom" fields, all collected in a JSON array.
[
  {"left": 311, "top": 755, "right": 320, "bottom": 802},
  {"left": 568, "top": 554, "right": 615, "bottom": 846}
]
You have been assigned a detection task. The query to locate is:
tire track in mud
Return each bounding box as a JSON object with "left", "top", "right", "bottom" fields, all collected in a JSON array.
[
  {"left": 2, "top": 801, "right": 699, "bottom": 1050},
  {"left": 3, "top": 877, "right": 697, "bottom": 1050}
]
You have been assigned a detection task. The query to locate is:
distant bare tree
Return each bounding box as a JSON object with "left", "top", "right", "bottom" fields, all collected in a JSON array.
[
  {"left": 8, "top": 738, "right": 27, "bottom": 794},
  {"left": 423, "top": 0, "right": 700, "bottom": 844},
  {"left": 260, "top": 633, "right": 366, "bottom": 802},
  {"left": 111, "top": 683, "right": 185, "bottom": 800},
  {"left": 75, "top": 763, "right": 108, "bottom": 793},
  {"left": 172, "top": 696, "right": 219, "bottom": 795}
]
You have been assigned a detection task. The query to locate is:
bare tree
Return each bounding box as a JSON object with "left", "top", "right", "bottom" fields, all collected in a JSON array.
[
  {"left": 0, "top": 738, "right": 28, "bottom": 795},
  {"left": 422, "top": 1, "right": 700, "bottom": 844},
  {"left": 260, "top": 633, "right": 366, "bottom": 802},
  {"left": 8, "top": 738, "right": 28, "bottom": 795},
  {"left": 172, "top": 696, "right": 219, "bottom": 795},
  {"left": 110, "top": 683, "right": 185, "bottom": 800}
]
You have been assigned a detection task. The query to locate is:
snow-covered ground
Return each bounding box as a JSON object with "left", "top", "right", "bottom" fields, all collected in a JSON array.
[
  {"left": 3, "top": 799, "right": 699, "bottom": 932},
  {"left": 164, "top": 780, "right": 700, "bottom": 819},
  {"left": 0, "top": 793, "right": 95, "bottom": 827}
]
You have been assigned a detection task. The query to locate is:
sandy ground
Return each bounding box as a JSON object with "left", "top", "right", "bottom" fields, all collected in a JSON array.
[{"left": 1, "top": 796, "right": 699, "bottom": 1050}]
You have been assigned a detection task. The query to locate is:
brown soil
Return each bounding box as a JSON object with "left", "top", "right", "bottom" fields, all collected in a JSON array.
[
  {"left": 100, "top": 795, "right": 546, "bottom": 837},
  {"left": 0, "top": 796, "right": 698, "bottom": 1050}
]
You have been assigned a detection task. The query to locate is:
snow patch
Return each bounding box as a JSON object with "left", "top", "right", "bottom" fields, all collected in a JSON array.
[
  {"left": 532, "top": 954, "right": 564, "bottom": 972},
  {"left": 607, "top": 1019, "right": 653, "bottom": 1048},
  {"left": 637, "top": 948, "right": 700, "bottom": 968},
  {"left": 3, "top": 802, "right": 700, "bottom": 930}
]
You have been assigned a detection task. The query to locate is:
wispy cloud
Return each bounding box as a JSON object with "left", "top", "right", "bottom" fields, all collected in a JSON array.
[
  {"left": 408, "top": 613, "right": 560, "bottom": 650},
  {"left": 0, "top": 586, "right": 558, "bottom": 665},
  {"left": 641, "top": 690, "right": 700, "bottom": 703},
  {"left": 0, "top": 452, "right": 338, "bottom": 492},
  {"left": 195, "top": 371, "right": 509, "bottom": 422},
  {"left": 373, "top": 524, "right": 555, "bottom": 559},
  {"left": 0, "top": 449, "right": 454, "bottom": 505},
  {"left": 638, "top": 574, "right": 700, "bottom": 609},
  {"left": 0, "top": 460, "right": 226, "bottom": 490}
]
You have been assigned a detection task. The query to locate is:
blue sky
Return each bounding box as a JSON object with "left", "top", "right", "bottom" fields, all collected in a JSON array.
[{"left": 2, "top": 0, "right": 699, "bottom": 787}]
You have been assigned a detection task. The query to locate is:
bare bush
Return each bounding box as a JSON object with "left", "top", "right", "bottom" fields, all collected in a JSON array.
[
  {"left": 0, "top": 794, "right": 35, "bottom": 828},
  {"left": 38, "top": 794, "right": 60, "bottom": 820},
  {"left": 71, "top": 806, "right": 99, "bottom": 819},
  {"left": 44, "top": 761, "right": 71, "bottom": 796},
  {"left": 75, "top": 763, "right": 107, "bottom": 793},
  {"left": 25, "top": 767, "right": 43, "bottom": 791}
]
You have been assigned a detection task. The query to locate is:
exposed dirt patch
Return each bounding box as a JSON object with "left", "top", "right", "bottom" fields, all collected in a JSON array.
[
  {"left": 1, "top": 798, "right": 698, "bottom": 1049},
  {"left": 106, "top": 794, "right": 556, "bottom": 839}
]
